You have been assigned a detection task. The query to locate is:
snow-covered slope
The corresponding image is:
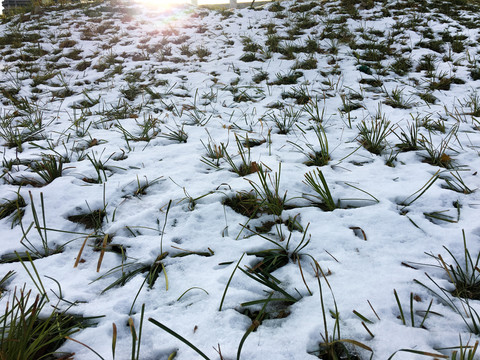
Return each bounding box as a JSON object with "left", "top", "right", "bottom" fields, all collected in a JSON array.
[{"left": 1, "top": 0, "right": 480, "bottom": 358}]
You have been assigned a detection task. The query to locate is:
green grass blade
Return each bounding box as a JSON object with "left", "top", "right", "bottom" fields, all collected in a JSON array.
[
  {"left": 177, "top": 287, "right": 209, "bottom": 301},
  {"left": 419, "top": 299, "right": 433, "bottom": 328},
  {"left": 393, "top": 290, "right": 405, "bottom": 325},
  {"left": 410, "top": 293, "right": 414, "bottom": 327},
  {"left": 237, "top": 293, "right": 273, "bottom": 360},
  {"left": 352, "top": 310, "right": 373, "bottom": 324},
  {"left": 148, "top": 318, "right": 211, "bottom": 360},
  {"left": 219, "top": 253, "right": 245, "bottom": 311},
  {"left": 15, "top": 251, "right": 49, "bottom": 301},
  {"left": 135, "top": 304, "right": 145, "bottom": 360},
  {"left": 160, "top": 200, "right": 172, "bottom": 254},
  {"left": 388, "top": 349, "right": 448, "bottom": 359}
]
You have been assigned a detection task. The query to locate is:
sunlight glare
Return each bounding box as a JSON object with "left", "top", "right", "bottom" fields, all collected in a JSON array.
[{"left": 134, "top": 0, "right": 188, "bottom": 11}]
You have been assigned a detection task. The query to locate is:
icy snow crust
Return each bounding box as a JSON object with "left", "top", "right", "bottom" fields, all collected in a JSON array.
[{"left": 0, "top": 0, "right": 480, "bottom": 358}]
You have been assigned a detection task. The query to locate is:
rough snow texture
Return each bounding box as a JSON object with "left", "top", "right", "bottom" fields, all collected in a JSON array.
[{"left": 0, "top": 0, "right": 480, "bottom": 359}]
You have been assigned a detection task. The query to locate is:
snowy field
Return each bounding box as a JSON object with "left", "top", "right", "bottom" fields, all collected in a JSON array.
[{"left": 1, "top": 0, "right": 480, "bottom": 359}]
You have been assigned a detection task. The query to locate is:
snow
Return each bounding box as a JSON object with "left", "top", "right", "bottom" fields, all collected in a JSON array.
[{"left": 0, "top": 0, "right": 480, "bottom": 359}]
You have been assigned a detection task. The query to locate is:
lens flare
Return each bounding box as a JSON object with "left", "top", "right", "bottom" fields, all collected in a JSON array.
[{"left": 133, "top": 0, "right": 188, "bottom": 11}]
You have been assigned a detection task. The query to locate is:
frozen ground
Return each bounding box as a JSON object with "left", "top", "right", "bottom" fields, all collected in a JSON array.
[{"left": 0, "top": 0, "right": 480, "bottom": 359}]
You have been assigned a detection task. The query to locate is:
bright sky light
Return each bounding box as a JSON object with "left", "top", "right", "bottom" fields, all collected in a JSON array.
[
  {"left": 133, "top": 0, "right": 255, "bottom": 8},
  {"left": 133, "top": 0, "right": 188, "bottom": 10}
]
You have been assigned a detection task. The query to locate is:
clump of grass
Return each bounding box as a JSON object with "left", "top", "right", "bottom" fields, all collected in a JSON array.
[
  {"left": 240, "top": 53, "right": 259, "bottom": 62},
  {"left": 471, "top": 66, "right": 480, "bottom": 81},
  {"left": 289, "top": 125, "right": 330, "bottom": 166},
  {"left": 386, "top": 150, "right": 399, "bottom": 168},
  {"left": 95, "top": 253, "right": 168, "bottom": 315},
  {"left": 289, "top": 1, "right": 318, "bottom": 13},
  {"left": 268, "top": 1, "right": 285, "bottom": 12},
  {"left": 415, "top": 237, "right": 480, "bottom": 335},
  {"left": 266, "top": 34, "right": 281, "bottom": 52},
  {"left": 68, "top": 209, "right": 106, "bottom": 231},
  {"left": 200, "top": 137, "right": 225, "bottom": 169},
  {"left": 441, "top": 171, "right": 474, "bottom": 194},
  {"left": 239, "top": 265, "right": 300, "bottom": 308},
  {"left": 0, "top": 271, "right": 15, "bottom": 298},
  {"left": 160, "top": 125, "right": 188, "bottom": 143},
  {"left": 195, "top": 45, "right": 211, "bottom": 61},
  {"left": 267, "top": 106, "right": 302, "bottom": 134},
  {"left": 116, "top": 115, "right": 161, "bottom": 144},
  {"left": 31, "top": 155, "right": 66, "bottom": 185},
  {"left": 429, "top": 72, "right": 456, "bottom": 91},
  {"left": 434, "top": 230, "right": 480, "bottom": 300},
  {"left": 262, "top": 22, "right": 277, "bottom": 35},
  {"left": 0, "top": 193, "right": 26, "bottom": 228},
  {"left": 293, "top": 56, "right": 318, "bottom": 70},
  {"left": 279, "top": 42, "right": 300, "bottom": 60},
  {"left": 252, "top": 70, "right": 269, "bottom": 84},
  {"left": 303, "top": 96, "right": 325, "bottom": 123},
  {"left": 394, "top": 117, "right": 421, "bottom": 152},
  {"left": 222, "top": 135, "right": 258, "bottom": 176},
  {"left": 179, "top": 43, "right": 192, "bottom": 57},
  {"left": 310, "top": 261, "right": 372, "bottom": 359},
  {"left": 418, "top": 91, "right": 437, "bottom": 104},
  {"left": 383, "top": 86, "right": 414, "bottom": 109},
  {"left": 339, "top": 93, "right": 363, "bottom": 113},
  {"left": 270, "top": 71, "right": 303, "bottom": 85},
  {"left": 359, "top": 77, "right": 383, "bottom": 87},
  {"left": 416, "top": 54, "right": 437, "bottom": 73},
  {"left": 242, "top": 37, "right": 261, "bottom": 52},
  {"left": 295, "top": 13, "right": 318, "bottom": 29},
  {"left": 281, "top": 85, "right": 311, "bottom": 105},
  {"left": 459, "top": 91, "right": 480, "bottom": 117},
  {"left": 420, "top": 115, "right": 446, "bottom": 133},
  {"left": 390, "top": 56, "right": 412, "bottom": 76},
  {"left": 131, "top": 176, "right": 163, "bottom": 198},
  {"left": 58, "top": 39, "right": 77, "bottom": 49},
  {"left": 93, "top": 51, "right": 122, "bottom": 72},
  {"left": 417, "top": 39, "right": 445, "bottom": 53},
  {"left": 233, "top": 89, "right": 256, "bottom": 103},
  {"left": 0, "top": 287, "right": 86, "bottom": 360},
  {"left": 247, "top": 164, "right": 287, "bottom": 216},
  {"left": 303, "top": 169, "right": 337, "bottom": 211},
  {"left": 121, "top": 84, "right": 143, "bottom": 101},
  {"left": 0, "top": 118, "right": 44, "bottom": 152},
  {"left": 223, "top": 191, "right": 260, "bottom": 218},
  {"left": 357, "top": 107, "right": 393, "bottom": 155},
  {"left": 86, "top": 152, "right": 112, "bottom": 183},
  {"left": 419, "top": 124, "right": 458, "bottom": 168}
]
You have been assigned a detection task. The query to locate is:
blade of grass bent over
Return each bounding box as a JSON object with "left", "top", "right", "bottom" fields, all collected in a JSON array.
[
  {"left": 148, "top": 318, "right": 211, "bottom": 360},
  {"left": 219, "top": 253, "right": 245, "bottom": 311},
  {"left": 15, "top": 251, "right": 49, "bottom": 301},
  {"left": 237, "top": 293, "right": 273, "bottom": 360}
]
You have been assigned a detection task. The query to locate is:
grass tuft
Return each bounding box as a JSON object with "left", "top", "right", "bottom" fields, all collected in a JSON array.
[
  {"left": 435, "top": 230, "right": 480, "bottom": 300},
  {"left": 0, "top": 287, "right": 90, "bottom": 360},
  {"left": 247, "top": 164, "right": 287, "bottom": 217},
  {"left": 357, "top": 107, "right": 393, "bottom": 155},
  {"left": 223, "top": 191, "right": 260, "bottom": 218},
  {"left": 0, "top": 192, "right": 26, "bottom": 228},
  {"left": 68, "top": 209, "right": 106, "bottom": 231},
  {"left": 303, "top": 169, "right": 337, "bottom": 211}
]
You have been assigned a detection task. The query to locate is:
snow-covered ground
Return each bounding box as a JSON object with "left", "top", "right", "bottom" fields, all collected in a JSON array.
[{"left": 1, "top": 0, "right": 480, "bottom": 359}]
